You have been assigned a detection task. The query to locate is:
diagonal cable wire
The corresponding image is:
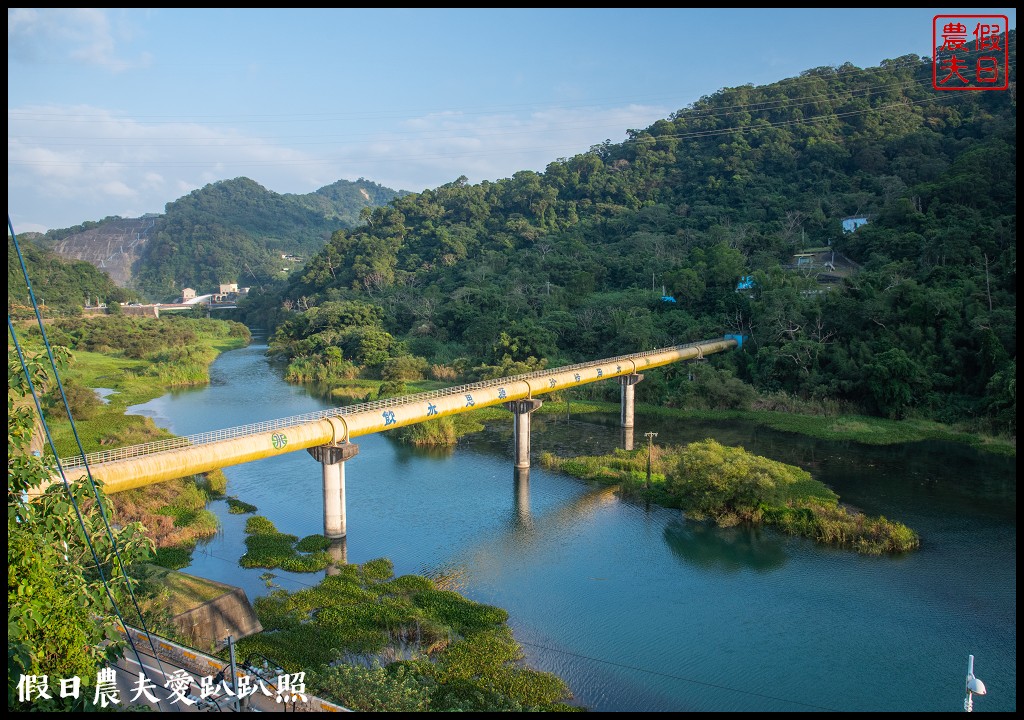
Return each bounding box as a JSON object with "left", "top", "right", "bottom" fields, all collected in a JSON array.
[
  {"left": 8, "top": 215, "right": 171, "bottom": 705},
  {"left": 7, "top": 319, "right": 166, "bottom": 710}
]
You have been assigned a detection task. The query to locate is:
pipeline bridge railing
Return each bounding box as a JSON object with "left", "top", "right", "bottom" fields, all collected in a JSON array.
[{"left": 56, "top": 338, "right": 728, "bottom": 472}]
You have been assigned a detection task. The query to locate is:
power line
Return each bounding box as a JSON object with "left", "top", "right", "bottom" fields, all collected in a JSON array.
[
  {"left": 7, "top": 71, "right": 963, "bottom": 154},
  {"left": 8, "top": 217, "right": 171, "bottom": 708},
  {"left": 10, "top": 45, "right": 1002, "bottom": 128},
  {"left": 516, "top": 639, "right": 842, "bottom": 712},
  {"left": 190, "top": 544, "right": 839, "bottom": 712},
  {"left": 6, "top": 91, "right": 969, "bottom": 171}
]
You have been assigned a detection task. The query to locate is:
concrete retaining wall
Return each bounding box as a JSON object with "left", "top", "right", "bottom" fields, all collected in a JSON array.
[{"left": 171, "top": 585, "right": 263, "bottom": 652}]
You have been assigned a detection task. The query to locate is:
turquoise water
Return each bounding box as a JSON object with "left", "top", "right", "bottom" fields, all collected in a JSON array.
[{"left": 129, "top": 342, "right": 1016, "bottom": 712}]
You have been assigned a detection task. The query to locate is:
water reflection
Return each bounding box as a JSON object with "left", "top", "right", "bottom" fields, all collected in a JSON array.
[
  {"left": 513, "top": 467, "right": 532, "bottom": 530},
  {"left": 390, "top": 438, "right": 456, "bottom": 462},
  {"left": 326, "top": 537, "right": 347, "bottom": 575},
  {"left": 505, "top": 468, "right": 624, "bottom": 544},
  {"left": 621, "top": 426, "right": 634, "bottom": 451},
  {"left": 133, "top": 342, "right": 1017, "bottom": 713},
  {"left": 662, "top": 518, "right": 788, "bottom": 573}
]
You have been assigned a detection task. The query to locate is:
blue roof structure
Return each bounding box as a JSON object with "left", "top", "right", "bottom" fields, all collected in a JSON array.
[{"left": 842, "top": 217, "right": 869, "bottom": 233}]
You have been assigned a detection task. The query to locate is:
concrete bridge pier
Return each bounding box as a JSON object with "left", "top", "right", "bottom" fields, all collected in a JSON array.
[
  {"left": 618, "top": 373, "right": 644, "bottom": 428},
  {"left": 306, "top": 443, "right": 360, "bottom": 539},
  {"left": 504, "top": 399, "right": 543, "bottom": 469}
]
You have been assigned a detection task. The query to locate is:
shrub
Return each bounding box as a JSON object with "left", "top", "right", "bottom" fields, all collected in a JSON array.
[
  {"left": 201, "top": 470, "right": 228, "bottom": 497},
  {"left": 313, "top": 662, "right": 430, "bottom": 712},
  {"left": 43, "top": 378, "right": 102, "bottom": 422},
  {"left": 245, "top": 515, "right": 278, "bottom": 534},
  {"left": 380, "top": 355, "right": 428, "bottom": 381},
  {"left": 429, "top": 364, "right": 459, "bottom": 382}
]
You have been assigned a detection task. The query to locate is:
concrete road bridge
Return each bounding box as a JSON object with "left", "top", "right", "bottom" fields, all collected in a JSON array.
[{"left": 48, "top": 336, "right": 740, "bottom": 539}]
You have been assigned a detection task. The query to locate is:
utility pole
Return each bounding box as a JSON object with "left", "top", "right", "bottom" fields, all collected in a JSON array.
[
  {"left": 227, "top": 634, "right": 244, "bottom": 712},
  {"left": 644, "top": 432, "right": 658, "bottom": 489}
]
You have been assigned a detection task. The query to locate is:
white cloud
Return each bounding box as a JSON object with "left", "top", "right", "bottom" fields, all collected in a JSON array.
[
  {"left": 98, "top": 180, "right": 136, "bottom": 199},
  {"left": 300, "top": 103, "right": 673, "bottom": 195},
  {"left": 8, "top": 101, "right": 673, "bottom": 232},
  {"left": 7, "top": 8, "right": 148, "bottom": 70}
]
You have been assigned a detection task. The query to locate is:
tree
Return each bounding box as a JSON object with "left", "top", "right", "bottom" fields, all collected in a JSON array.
[
  {"left": 864, "top": 347, "right": 925, "bottom": 419},
  {"left": 665, "top": 439, "right": 808, "bottom": 524},
  {"left": 8, "top": 346, "right": 153, "bottom": 709}
]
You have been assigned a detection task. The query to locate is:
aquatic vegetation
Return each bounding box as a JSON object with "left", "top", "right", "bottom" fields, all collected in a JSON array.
[
  {"left": 232, "top": 558, "right": 576, "bottom": 711},
  {"left": 226, "top": 496, "right": 258, "bottom": 514},
  {"left": 239, "top": 515, "right": 331, "bottom": 572},
  {"left": 543, "top": 439, "right": 919, "bottom": 555}
]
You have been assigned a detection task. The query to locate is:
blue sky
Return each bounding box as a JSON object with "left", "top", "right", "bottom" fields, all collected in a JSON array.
[{"left": 7, "top": 8, "right": 1017, "bottom": 233}]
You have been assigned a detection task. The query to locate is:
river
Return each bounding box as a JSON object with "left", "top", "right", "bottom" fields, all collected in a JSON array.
[{"left": 128, "top": 340, "right": 1016, "bottom": 712}]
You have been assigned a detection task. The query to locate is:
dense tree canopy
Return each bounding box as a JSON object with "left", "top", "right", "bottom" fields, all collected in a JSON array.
[
  {"left": 180, "top": 42, "right": 1013, "bottom": 436},
  {"left": 33, "top": 178, "right": 407, "bottom": 302},
  {"left": 131, "top": 177, "right": 408, "bottom": 300},
  {"left": 8, "top": 236, "right": 137, "bottom": 312}
]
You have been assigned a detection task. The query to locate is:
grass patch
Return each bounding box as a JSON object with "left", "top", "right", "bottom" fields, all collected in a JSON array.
[
  {"left": 11, "top": 316, "right": 250, "bottom": 459},
  {"left": 633, "top": 404, "right": 1014, "bottom": 457},
  {"left": 151, "top": 546, "right": 195, "bottom": 571},
  {"left": 129, "top": 564, "right": 234, "bottom": 642},
  {"left": 197, "top": 469, "right": 228, "bottom": 497},
  {"left": 295, "top": 534, "right": 332, "bottom": 552},
  {"left": 245, "top": 515, "right": 277, "bottom": 534},
  {"left": 110, "top": 476, "right": 219, "bottom": 556},
  {"left": 226, "top": 497, "right": 258, "bottom": 514},
  {"left": 389, "top": 414, "right": 486, "bottom": 447}
]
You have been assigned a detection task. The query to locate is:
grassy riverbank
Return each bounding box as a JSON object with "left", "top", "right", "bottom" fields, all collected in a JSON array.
[
  {"left": 12, "top": 315, "right": 251, "bottom": 458},
  {"left": 632, "top": 403, "right": 1016, "bottom": 457},
  {"left": 112, "top": 470, "right": 229, "bottom": 570},
  {"left": 11, "top": 317, "right": 585, "bottom": 710},
  {"left": 10, "top": 315, "right": 251, "bottom": 576}
]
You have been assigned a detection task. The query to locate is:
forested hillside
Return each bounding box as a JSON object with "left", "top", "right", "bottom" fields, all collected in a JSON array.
[
  {"left": 8, "top": 236, "right": 138, "bottom": 312},
  {"left": 245, "top": 42, "right": 1016, "bottom": 436},
  {"left": 35, "top": 177, "right": 407, "bottom": 301}
]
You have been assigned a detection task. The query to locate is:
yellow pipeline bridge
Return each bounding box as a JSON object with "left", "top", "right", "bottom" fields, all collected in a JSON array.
[{"left": 51, "top": 336, "right": 738, "bottom": 497}]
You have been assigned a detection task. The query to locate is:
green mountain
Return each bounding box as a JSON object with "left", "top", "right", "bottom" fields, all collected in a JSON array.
[
  {"left": 8, "top": 234, "right": 138, "bottom": 312},
  {"left": 248, "top": 41, "right": 1016, "bottom": 435},
  {"left": 39, "top": 177, "right": 407, "bottom": 300}
]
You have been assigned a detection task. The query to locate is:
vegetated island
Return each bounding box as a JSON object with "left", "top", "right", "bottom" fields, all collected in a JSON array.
[
  {"left": 228, "top": 557, "right": 581, "bottom": 712},
  {"left": 540, "top": 438, "right": 919, "bottom": 555}
]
